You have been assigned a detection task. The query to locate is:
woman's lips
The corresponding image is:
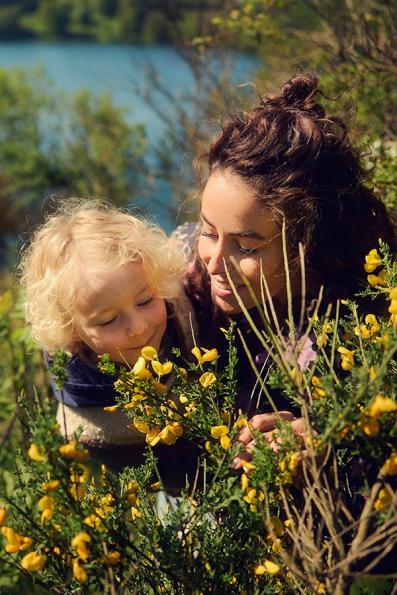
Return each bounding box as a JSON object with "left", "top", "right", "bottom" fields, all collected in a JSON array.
[{"left": 211, "top": 279, "right": 244, "bottom": 298}]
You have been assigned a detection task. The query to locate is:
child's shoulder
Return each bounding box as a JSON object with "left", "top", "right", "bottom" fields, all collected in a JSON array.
[{"left": 46, "top": 351, "right": 116, "bottom": 409}]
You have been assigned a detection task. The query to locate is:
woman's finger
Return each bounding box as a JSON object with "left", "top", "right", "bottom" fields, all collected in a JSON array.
[{"left": 237, "top": 411, "right": 296, "bottom": 445}]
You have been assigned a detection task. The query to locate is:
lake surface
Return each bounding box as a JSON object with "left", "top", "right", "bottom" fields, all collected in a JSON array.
[{"left": 0, "top": 42, "right": 259, "bottom": 229}]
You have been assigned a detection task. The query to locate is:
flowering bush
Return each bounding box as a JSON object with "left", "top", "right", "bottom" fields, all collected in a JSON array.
[{"left": 0, "top": 243, "right": 396, "bottom": 594}]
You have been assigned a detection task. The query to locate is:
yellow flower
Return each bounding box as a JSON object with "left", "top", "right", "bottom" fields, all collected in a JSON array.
[
  {"left": 374, "top": 486, "right": 394, "bottom": 511},
  {"left": 367, "top": 270, "right": 387, "bottom": 287},
  {"left": 71, "top": 464, "right": 90, "bottom": 485},
  {"left": 38, "top": 495, "right": 54, "bottom": 511},
  {"left": 241, "top": 473, "right": 249, "bottom": 492},
  {"left": 184, "top": 402, "right": 197, "bottom": 417},
  {"left": 72, "top": 558, "right": 88, "bottom": 584},
  {"left": 0, "top": 507, "right": 7, "bottom": 526},
  {"left": 141, "top": 346, "right": 158, "bottom": 360},
  {"left": 364, "top": 248, "right": 381, "bottom": 273},
  {"left": 199, "top": 372, "right": 216, "bottom": 387},
  {"left": 316, "top": 322, "right": 333, "bottom": 348},
  {"left": 366, "top": 313, "right": 380, "bottom": 335},
  {"left": 254, "top": 560, "right": 280, "bottom": 575},
  {"left": 150, "top": 481, "right": 161, "bottom": 490},
  {"left": 390, "top": 287, "right": 397, "bottom": 301},
  {"left": 84, "top": 514, "right": 104, "bottom": 532},
  {"left": 101, "top": 551, "right": 121, "bottom": 565},
  {"left": 28, "top": 443, "right": 46, "bottom": 462},
  {"left": 381, "top": 452, "right": 397, "bottom": 476},
  {"left": 179, "top": 394, "right": 188, "bottom": 404},
  {"left": 132, "top": 356, "right": 152, "bottom": 380},
  {"left": 337, "top": 347, "right": 355, "bottom": 371},
  {"left": 42, "top": 480, "right": 60, "bottom": 492},
  {"left": 71, "top": 532, "right": 91, "bottom": 561},
  {"left": 146, "top": 428, "right": 161, "bottom": 447},
  {"left": 368, "top": 394, "right": 397, "bottom": 417},
  {"left": 205, "top": 440, "right": 212, "bottom": 453},
  {"left": 191, "top": 346, "right": 218, "bottom": 364},
  {"left": 390, "top": 312, "right": 397, "bottom": 327},
  {"left": 210, "top": 425, "right": 229, "bottom": 438},
  {"left": 133, "top": 419, "right": 151, "bottom": 434},
  {"left": 151, "top": 360, "right": 173, "bottom": 376},
  {"left": 267, "top": 516, "right": 284, "bottom": 538},
  {"left": 315, "top": 583, "right": 327, "bottom": 594},
  {"left": 131, "top": 506, "right": 141, "bottom": 519},
  {"left": 40, "top": 509, "right": 53, "bottom": 525},
  {"left": 361, "top": 417, "right": 380, "bottom": 437},
  {"left": 311, "top": 376, "right": 326, "bottom": 399},
  {"left": 354, "top": 324, "right": 371, "bottom": 339},
  {"left": 389, "top": 300, "right": 397, "bottom": 314},
  {"left": 21, "top": 551, "right": 46, "bottom": 572},
  {"left": 103, "top": 405, "right": 118, "bottom": 413},
  {"left": 220, "top": 435, "right": 231, "bottom": 449},
  {"left": 59, "top": 441, "right": 89, "bottom": 462},
  {"left": 241, "top": 460, "right": 256, "bottom": 471},
  {"left": 2, "top": 527, "right": 32, "bottom": 553},
  {"left": 243, "top": 488, "right": 257, "bottom": 508}
]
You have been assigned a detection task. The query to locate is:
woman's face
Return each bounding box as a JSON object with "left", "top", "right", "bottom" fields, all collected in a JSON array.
[{"left": 198, "top": 170, "right": 286, "bottom": 315}]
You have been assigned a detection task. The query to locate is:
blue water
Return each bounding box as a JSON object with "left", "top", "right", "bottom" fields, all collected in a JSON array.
[{"left": 0, "top": 42, "right": 259, "bottom": 229}]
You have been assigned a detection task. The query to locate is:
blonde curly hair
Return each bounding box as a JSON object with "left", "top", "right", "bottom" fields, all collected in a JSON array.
[{"left": 20, "top": 199, "right": 187, "bottom": 353}]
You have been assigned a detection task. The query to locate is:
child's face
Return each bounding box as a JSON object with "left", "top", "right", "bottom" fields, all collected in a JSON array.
[{"left": 72, "top": 261, "right": 167, "bottom": 366}]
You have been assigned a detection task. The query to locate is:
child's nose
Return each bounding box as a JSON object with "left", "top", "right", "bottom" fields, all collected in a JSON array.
[{"left": 126, "top": 312, "right": 148, "bottom": 338}]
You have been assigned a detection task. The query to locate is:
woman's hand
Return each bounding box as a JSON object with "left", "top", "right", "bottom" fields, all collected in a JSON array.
[{"left": 232, "top": 411, "right": 308, "bottom": 470}]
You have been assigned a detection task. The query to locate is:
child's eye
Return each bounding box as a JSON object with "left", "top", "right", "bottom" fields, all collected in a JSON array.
[
  {"left": 138, "top": 296, "right": 154, "bottom": 307},
  {"left": 98, "top": 316, "right": 117, "bottom": 327}
]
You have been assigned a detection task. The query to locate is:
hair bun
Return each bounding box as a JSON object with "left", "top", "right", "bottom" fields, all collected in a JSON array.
[{"left": 281, "top": 72, "right": 319, "bottom": 107}]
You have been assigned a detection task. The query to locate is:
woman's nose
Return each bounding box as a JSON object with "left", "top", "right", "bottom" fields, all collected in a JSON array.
[{"left": 205, "top": 241, "right": 228, "bottom": 276}]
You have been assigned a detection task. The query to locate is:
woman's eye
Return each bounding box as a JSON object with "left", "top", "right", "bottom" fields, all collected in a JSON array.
[
  {"left": 239, "top": 246, "right": 258, "bottom": 255},
  {"left": 200, "top": 230, "right": 218, "bottom": 240}
]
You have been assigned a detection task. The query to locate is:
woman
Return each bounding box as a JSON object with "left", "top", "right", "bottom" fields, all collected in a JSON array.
[{"left": 184, "top": 71, "right": 397, "bottom": 453}]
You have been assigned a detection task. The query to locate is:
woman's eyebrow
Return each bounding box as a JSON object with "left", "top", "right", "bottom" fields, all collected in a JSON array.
[{"left": 200, "top": 212, "right": 265, "bottom": 240}]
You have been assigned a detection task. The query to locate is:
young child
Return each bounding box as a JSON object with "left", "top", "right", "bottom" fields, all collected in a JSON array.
[{"left": 20, "top": 200, "right": 198, "bottom": 476}]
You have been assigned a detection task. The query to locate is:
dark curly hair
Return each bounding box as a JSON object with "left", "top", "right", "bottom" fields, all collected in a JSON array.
[{"left": 186, "top": 72, "right": 396, "bottom": 325}]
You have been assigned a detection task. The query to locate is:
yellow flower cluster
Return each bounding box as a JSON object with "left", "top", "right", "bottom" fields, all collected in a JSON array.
[
  {"left": 382, "top": 451, "right": 397, "bottom": 476},
  {"left": 254, "top": 560, "right": 280, "bottom": 575},
  {"left": 210, "top": 424, "right": 231, "bottom": 449},
  {"left": 359, "top": 394, "right": 397, "bottom": 437},
  {"left": 374, "top": 486, "right": 394, "bottom": 511},
  {"left": 28, "top": 443, "right": 46, "bottom": 462},
  {"left": 38, "top": 495, "right": 54, "bottom": 525},
  {"left": 59, "top": 441, "right": 89, "bottom": 462},
  {"left": 337, "top": 346, "right": 355, "bottom": 371},
  {"left": 126, "top": 480, "right": 141, "bottom": 519},
  {"left": 388, "top": 287, "right": 397, "bottom": 326},
  {"left": 354, "top": 314, "right": 380, "bottom": 339},
  {"left": 2, "top": 526, "right": 46, "bottom": 572},
  {"left": 191, "top": 346, "right": 218, "bottom": 365},
  {"left": 364, "top": 248, "right": 388, "bottom": 285},
  {"left": 316, "top": 322, "right": 333, "bottom": 348},
  {"left": 2, "top": 526, "right": 32, "bottom": 553},
  {"left": 0, "top": 507, "right": 7, "bottom": 526},
  {"left": 311, "top": 376, "right": 326, "bottom": 399}
]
